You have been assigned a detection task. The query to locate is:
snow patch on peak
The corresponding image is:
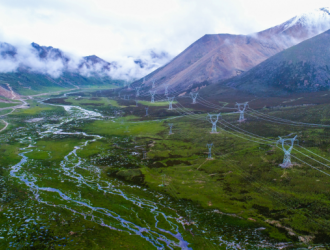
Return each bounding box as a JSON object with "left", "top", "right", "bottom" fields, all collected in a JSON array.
[
  {"left": 285, "top": 7, "right": 330, "bottom": 31},
  {"left": 320, "top": 7, "right": 330, "bottom": 15}
]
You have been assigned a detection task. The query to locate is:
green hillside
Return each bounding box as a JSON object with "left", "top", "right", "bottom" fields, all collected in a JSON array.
[{"left": 0, "top": 71, "right": 123, "bottom": 96}]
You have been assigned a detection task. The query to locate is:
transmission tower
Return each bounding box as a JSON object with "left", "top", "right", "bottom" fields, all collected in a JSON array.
[
  {"left": 135, "top": 87, "right": 141, "bottom": 97},
  {"left": 236, "top": 102, "right": 248, "bottom": 122},
  {"left": 150, "top": 91, "right": 156, "bottom": 103},
  {"left": 207, "top": 143, "right": 213, "bottom": 159},
  {"left": 125, "top": 126, "right": 129, "bottom": 133},
  {"left": 190, "top": 92, "right": 198, "bottom": 104},
  {"left": 124, "top": 95, "right": 130, "bottom": 100},
  {"left": 145, "top": 107, "right": 149, "bottom": 116},
  {"left": 207, "top": 113, "right": 221, "bottom": 133},
  {"left": 168, "top": 97, "right": 175, "bottom": 110},
  {"left": 159, "top": 174, "right": 166, "bottom": 187},
  {"left": 277, "top": 135, "right": 298, "bottom": 168},
  {"left": 152, "top": 79, "right": 156, "bottom": 88},
  {"left": 168, "top": 123, "right": 173, "bottom": 135},
  {"left": 165, "top": 85, "right": 169, "bottom": 96},
  {"left": 162, "top": 174, "right": 166, "bottom": 186}
]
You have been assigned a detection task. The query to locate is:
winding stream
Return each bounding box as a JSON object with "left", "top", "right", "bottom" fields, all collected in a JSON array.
[
  {"left": 9, "top": 103, "right": 193, "bottom": 249},
  {"left": 2, "top": 98, "right": 298, "bottom": 249}
]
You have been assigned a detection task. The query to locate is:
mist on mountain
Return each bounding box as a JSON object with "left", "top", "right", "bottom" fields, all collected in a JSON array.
[{"left": 0, "top": 41, "right": 172, "bottom": 81}]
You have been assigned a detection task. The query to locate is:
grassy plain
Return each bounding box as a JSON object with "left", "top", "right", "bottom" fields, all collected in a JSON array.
[
  {"left": 137, "top": 100, "right": 178, "bottom": 107},
  {"left": 0, "top": 102, "right": 19, "bottom": 108},
  {"left": 1, "top": 88, "right": 330, "bottom": 248},
  {"left": 0, "top": 110, "right": 13, "bottom": 116},
  {"left": 0, "top": 120, "right": 5, "bottom": 130},
  {"left": 0, "top": 71, "right": 123, "bottom": 95},
  {"left": 79, "top": 90, "right": 330, "bottom": 245}
]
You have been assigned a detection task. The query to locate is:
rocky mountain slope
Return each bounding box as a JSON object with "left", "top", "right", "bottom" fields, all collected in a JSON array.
[
  {"left": 138, "top": 7, "right": 330, "bottom": 91},
  {"left": 204, "top": 29, "right": 330, "bottom": 96}
]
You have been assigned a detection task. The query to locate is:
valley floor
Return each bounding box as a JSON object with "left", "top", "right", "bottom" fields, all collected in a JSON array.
[{"left": 1, "top": 88, "right": 330, "bottom": 249}]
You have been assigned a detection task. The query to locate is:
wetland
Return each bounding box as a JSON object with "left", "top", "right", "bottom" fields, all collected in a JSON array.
[{"left": 1, "top": 88, "right": 330, "bottom": 249}]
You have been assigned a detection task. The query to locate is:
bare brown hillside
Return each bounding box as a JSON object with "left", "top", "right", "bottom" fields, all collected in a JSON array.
[{"left": 139, "top": 8, "right": 330, "bottom": 91}]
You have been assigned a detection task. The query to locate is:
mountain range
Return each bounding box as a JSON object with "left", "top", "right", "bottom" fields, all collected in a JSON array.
[
  {"left": 203, "top": 28, "right": 330, "bottom": 97},
  {"left": 0, "top": 42, "right": 171, "bottom": 97},
  {"left": 138, "top": 7, "right": 330, "bottom": 93},
  {"left": 0, "top": 41, "right": 170, "bottom": 78},
  {"left": 233, "top": 29, "right": 330, "bottom": 95},
  {"left": 0, "top": 42, "right": 118, "bottom": 97},
  {"left": 1, "top": 7, "right": 330, "bottom": 98}
]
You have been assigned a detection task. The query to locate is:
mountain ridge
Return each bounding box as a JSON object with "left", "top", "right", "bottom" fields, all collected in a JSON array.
[
  {"left": 220, "top": 28, "right": 330, "bottom": 96},
  {"left": 136, "top": 7, "right": 330, "bottom": 91}
]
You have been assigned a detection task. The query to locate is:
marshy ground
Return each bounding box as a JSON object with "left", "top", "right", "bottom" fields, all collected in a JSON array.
[{"left": 1, "top": 88, "right": 330, "bottom": 249}]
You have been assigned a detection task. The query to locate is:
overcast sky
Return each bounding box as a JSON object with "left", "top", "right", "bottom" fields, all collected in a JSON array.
[{"left": 0, "top": 0, "right": 329, "bottom": 61}]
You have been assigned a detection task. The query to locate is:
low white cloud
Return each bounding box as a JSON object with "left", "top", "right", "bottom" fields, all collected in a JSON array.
[
  {"left": 0, "top": 41, "right": 172, "bottom": 80},
  {"left": 0, "top": 43, "right": 67, "bottom": 78},
  {"left": 0, "top": 0, "right": 329, "bottom": 80},
  {"left": 1, "top": 0, "right": 329, "bottom": 62}
]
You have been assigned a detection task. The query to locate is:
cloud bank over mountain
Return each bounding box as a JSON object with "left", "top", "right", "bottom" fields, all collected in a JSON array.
[
  {"left": 2, "top": 0, "right": 329, "bottom": 65},
  {"left": 0, "top": 41, "right": 172, "bottom": 80}
]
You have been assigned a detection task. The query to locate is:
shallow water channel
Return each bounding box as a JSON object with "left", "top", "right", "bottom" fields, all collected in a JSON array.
[{"left": 2, "top": 100, "right": 297, "bottom": 249}]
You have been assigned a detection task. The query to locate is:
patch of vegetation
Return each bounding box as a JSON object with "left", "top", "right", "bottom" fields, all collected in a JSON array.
[
  {"left": 0, "top": 71, "right": 123, "bottom": 95},
  {"left": 138, "top": 100, "right": 178, "bottom": 107},
  {"left": 0, "top": 102, "right": 19, "bottom": 108},
  {"left": 3, "top": 88, "right": 330, "bottom": 248}
]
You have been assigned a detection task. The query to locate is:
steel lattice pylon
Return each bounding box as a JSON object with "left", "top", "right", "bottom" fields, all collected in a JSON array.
[
  {"left": 236, "top": 102, "right": 248, "bottom": 122},
  {"left": 168, "top": 97, "right": 175, "bottom": 110},
  {"left": 135, "top": 87, "right": 141, "bottom": 97},
  {"left": 190, "top": 92, "right": 198, "bottom": 104},
  {"left": 168, "top": 123, "right": 173, "bottom": 135},
  {"left": 277, "top": 135, "right": 298, "bottom": 168},
  {"left": 165, "top": 85, "right": 169, "bottom": 96},
  {"left": 150, "top": 91, "right": 156, "bottom": 103},
  {"left": 207, "top": 143, "right": 213, "bottom": 159},
  {"left": 207, "top": 113, "right": 221, "bottom": 133}
]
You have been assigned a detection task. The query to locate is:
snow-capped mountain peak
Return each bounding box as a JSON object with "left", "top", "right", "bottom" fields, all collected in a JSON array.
[{"left": 284, "top": 7, "right": 330, "bottom": 32}]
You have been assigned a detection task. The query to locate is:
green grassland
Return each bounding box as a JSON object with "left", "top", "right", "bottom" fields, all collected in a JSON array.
[
  {"left": 0, "top": 97, "right": 21, "bottom": 102},
  {"left": 1, "top": 88, "right": 330, "bottom": 248},
  {"left": 25, "top": 139, "right": 82, "bottom": 161},
  {"left": 44, "top": 96, "right": 125, "bottom": 111},
  {"left": 0, "top": 102, "right": 19, "bottom": 108},
  {"left": 0, "top": 176, "right": 158, "bottom": 250},
  {"left": 138, "top": 100, "right": 178, "bottom": 107},
  {"left": 0, "top": 71, "right": 123, "bottom": 96},
  {"left": 79, "top": 92, "right": 330, "bottom": 244},
  {"left": 85, "top": 116, "right": 329, "bottom": 241},
  {"left": 65, "top": 96, "right": 121, "bottom": 108},
  {"left": 0, "top": 109, "right": 14, "bottom": 116},
  {"left": 0, "top": 120, "right": 5, "bottom": 130},
  {"left": 14, "top": 100, "right": 59, "bottom": 116},
  {"left": 84, "top": 118, "right": 165, "bottom": 137}
]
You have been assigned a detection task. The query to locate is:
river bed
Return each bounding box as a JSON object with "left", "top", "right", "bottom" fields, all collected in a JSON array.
[{"left": 0, "top": 99, "right": 297, "bottom": 249}]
